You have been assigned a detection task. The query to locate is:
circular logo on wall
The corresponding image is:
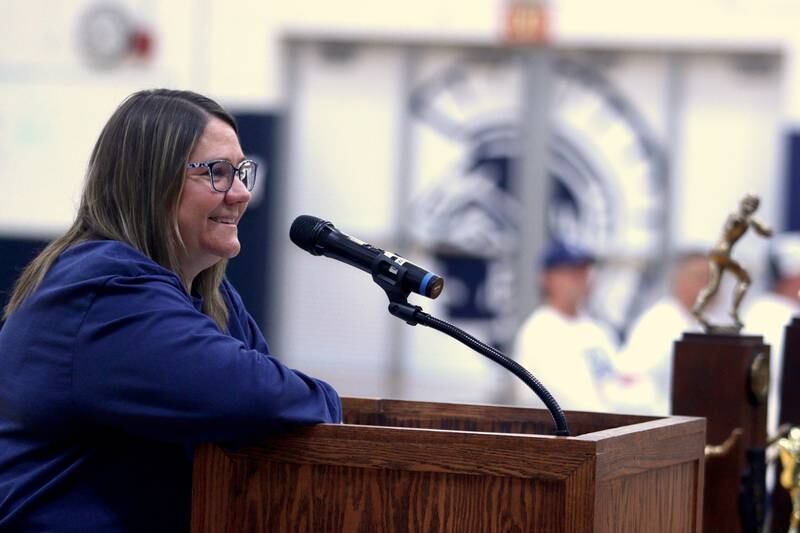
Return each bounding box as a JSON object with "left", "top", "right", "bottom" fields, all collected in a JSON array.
[{"left": 408, "top": 53, "right": 667, "bottom": 334}]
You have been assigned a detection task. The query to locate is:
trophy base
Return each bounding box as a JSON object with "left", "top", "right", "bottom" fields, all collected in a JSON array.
[
  {"left": 694, "top": 314, "right": 744, "bottom": 335},
  {"left": 704, "top": 323, "right": 744, "bottom": 335},
  {"left": 773, "top": 317, "right": 800, "bottom": 533},
  {"left": 672, "top": 331, "right": 769, "bottom": 533}
]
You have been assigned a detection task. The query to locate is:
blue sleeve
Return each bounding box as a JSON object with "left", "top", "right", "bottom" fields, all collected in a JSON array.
[{"left": 71, "top": 274, "right": 342, "bottom": 444}]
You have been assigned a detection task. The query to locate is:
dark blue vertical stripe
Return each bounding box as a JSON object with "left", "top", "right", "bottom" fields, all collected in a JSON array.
[
  {"left": 226, "top": 113, "right": 281, "bottom": 334},
  {"left": 785, "top": 131, "right": 800, "bottom": 231}
]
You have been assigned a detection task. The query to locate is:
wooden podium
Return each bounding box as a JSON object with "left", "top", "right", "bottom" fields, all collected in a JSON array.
[{"left": 191, "top": 397, "right": 705, "bottom": 532}]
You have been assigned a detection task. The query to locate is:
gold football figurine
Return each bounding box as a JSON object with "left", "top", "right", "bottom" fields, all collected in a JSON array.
[
  {"left": 778, "top": 427, "right": 800, "bottom": 533},
  {"left": 692, "top": 194, "right": 772, "bottom": 332}
]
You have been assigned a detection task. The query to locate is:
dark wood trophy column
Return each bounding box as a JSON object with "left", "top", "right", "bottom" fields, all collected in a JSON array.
[
  {"left": 672, "top": 332, "right": 770, "bottom": 533},
  {"left": 772, "top": 316, "right": 800, "bottom": 532}
]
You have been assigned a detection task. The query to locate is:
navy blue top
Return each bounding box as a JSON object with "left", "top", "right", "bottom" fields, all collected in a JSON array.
[{"left": 0, "top": 240, "right": 341, "bottom": 532}]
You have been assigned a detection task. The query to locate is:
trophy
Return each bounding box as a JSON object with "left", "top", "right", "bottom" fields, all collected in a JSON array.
[
  {"left": 692, "top": 194, "right": 773, "bottom": 333},
  {"left": 672, "top": 194, "right": 772, "bottom": 532},
  {"left": 776, "top": 427, "right": 800, "bottom": 533}
]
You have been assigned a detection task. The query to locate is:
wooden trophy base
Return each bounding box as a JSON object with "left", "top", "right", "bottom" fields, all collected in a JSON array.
[
  {"left": 772, "top": 316, "right": 800, "bottom": 533},
  {"left": 672, "top": 332, "right": 769, "bottom": 533},
  {"left": 779, "top": 317, "right": 800, "bottom": 435}
]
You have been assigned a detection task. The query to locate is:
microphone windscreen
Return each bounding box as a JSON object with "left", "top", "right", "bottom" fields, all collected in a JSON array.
[{"left": 289, "top": 215, "right": 325, "bottom": 252}]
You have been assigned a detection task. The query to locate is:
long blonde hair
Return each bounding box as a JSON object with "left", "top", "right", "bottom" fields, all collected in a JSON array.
[{"left": 4, "top": 89, "right": 238, "bottom": 329}]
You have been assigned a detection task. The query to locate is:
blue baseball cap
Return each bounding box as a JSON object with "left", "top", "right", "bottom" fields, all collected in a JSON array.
[{"left": 541, "top": 240, "right": 595, "bottom": 270}]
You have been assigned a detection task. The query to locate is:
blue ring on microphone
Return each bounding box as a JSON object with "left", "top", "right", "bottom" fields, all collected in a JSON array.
[{"left": 419, "top": 272, "right": 435, "bottom": 296}]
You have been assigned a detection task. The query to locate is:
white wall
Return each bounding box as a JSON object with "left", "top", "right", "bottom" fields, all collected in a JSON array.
[
  {"left": 0, "top": 0, "right": 195, "bottom": 236},
  {"left": 5, "top": 0, "right": 800, "bottom": 234},
  {"left": 3, "top": 0, "right": 800, "bottom": 405}
]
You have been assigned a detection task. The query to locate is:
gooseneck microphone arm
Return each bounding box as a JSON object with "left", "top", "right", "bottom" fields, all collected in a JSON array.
[
  {"left": 387, "top": 299, "right": 570, "bottom": 437},
  {"left": 289, "top": 214, "right": 570, "bottom": 436}
]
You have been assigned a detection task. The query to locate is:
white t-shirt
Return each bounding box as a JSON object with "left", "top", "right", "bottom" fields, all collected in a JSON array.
[
  {"left": 512, "top": 305, "right": 619, "bottom": 412},
  {"left": 618, "top": 297, "right": 701, "bottom": 415}
]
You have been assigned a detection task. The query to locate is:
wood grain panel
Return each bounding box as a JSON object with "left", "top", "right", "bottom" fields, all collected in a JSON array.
[
  {"left": 589, "top": 416, "right": 706, "bottom": 481},
  {"left": 194, "top": 452, "right": 570, "bottom": 532},
  {"left": 192, "top": 397, "right": 705, "bottom": 533},
  {"left": 596, "top": 461, "right": 700, "bottom": 532},
  {"left": 563, "top": 459, "right": 596, "bottom": 532},
  {"left": 225, "top": 423, "right": 594, "bottom": 480}
]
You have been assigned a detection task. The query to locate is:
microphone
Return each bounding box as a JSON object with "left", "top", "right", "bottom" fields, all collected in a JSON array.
[
  {"left": 289, "top": 215, "right": 444, "bottom": 300},
  {"left": 290, "top": 215, "right": 569, "bottom": 435}
]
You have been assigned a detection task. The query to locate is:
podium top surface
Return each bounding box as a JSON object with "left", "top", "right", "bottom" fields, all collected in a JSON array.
[
  {"left": 223, "top": 397, "right": 705, "bottom": 483},
  {"left": 340, "top": 396, "right": 697, "bottom": 439}
]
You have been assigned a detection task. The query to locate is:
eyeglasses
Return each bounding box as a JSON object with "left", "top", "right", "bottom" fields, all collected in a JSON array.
[{"left": 186, "top": 159, "right": 259, "bottom": 192}]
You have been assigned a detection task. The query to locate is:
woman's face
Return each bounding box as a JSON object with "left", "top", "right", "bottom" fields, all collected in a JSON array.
[{"left": 177, "top": 117, "right": 251, "bottom": 287}]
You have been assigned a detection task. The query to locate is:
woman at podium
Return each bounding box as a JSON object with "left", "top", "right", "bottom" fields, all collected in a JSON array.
[{"left": 0, "top": 89, "right": 341, "bottom": 532}]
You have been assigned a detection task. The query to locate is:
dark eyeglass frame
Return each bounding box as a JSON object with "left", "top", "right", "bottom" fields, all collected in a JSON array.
[{"left": 186, "top": 159, "right": 259, "bottom": 192}]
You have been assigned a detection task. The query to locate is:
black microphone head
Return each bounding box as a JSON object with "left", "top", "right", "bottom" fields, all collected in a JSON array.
[{"left": 290, "top": 215, "right": 330, "bottom": 254}]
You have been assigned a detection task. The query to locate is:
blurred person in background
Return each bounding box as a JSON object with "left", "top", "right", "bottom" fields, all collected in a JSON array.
[
  {"left": 512, "top": 240, "right": 620, "bottom": 412},
  {"left": 743, "top": 232, "right": 800, "bottom": 442},
  {"left": 616, "top": 251, "right": 709, "bottom": 415},
  {"left": 0, "top": 89, "right": 341, "bottom": 532}
]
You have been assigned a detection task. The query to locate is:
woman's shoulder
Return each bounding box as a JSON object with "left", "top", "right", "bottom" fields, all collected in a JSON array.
[{"left": 54, "top": 240, "right": 180, "bottom": 285}]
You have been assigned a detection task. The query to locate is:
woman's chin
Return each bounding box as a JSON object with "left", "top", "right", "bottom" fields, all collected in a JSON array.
[
  {"left": 220, "top": 240, "right": 242, "bottom": 259},
  {"left": 199, "top": 241, "right": 242, "bottom": 267}
]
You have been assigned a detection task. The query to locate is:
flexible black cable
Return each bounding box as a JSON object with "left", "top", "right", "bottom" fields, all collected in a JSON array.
[{"left": 403, "top": 307, "right": 570, "bottom": 436}]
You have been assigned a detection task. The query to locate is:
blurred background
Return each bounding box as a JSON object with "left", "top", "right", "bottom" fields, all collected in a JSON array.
[{"left": 2, "top": 0, "right": 799, "bottom": 407}]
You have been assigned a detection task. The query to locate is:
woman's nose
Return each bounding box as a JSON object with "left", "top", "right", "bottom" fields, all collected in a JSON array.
[{"left": 225, "top": 175, "right": 251, "bottom": 203}]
